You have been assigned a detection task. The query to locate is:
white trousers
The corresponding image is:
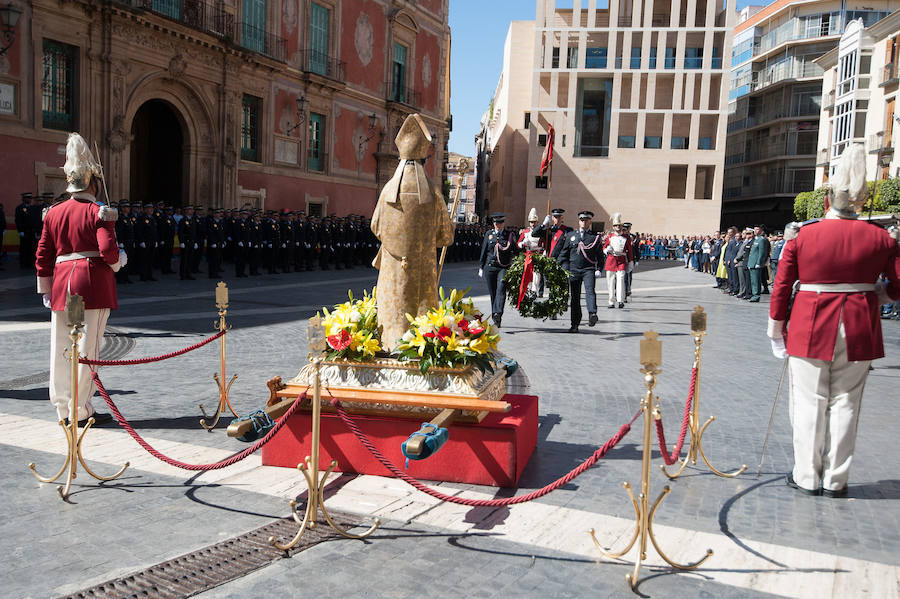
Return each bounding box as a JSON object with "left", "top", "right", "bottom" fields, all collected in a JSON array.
[
  {"left": 788, "top": 323, "right": 870, "bottom": 492},
  {"left": 606, "top": 270, "right": 625, "bottom": 304},
  {"left": 50, "top": 308, "right": 110, "bottom": 421}
]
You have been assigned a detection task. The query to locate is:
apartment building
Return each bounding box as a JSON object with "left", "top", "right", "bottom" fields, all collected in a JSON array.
[
  {"left": 724, "top": 0, "right": 895, "bottom": 228},
  {"left": 815, "top": 13, "right": 900, "bottom": 185},
  {"left": 0, "top": 0, "right": 450, "bottom": 216},
  {"left": 476, "top": 0, "right": 733, "bottom": 235}
]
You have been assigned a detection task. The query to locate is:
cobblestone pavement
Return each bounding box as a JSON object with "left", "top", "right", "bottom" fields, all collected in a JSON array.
[{"left": 1, "top": 259, "right": 898, "bottom": 598}]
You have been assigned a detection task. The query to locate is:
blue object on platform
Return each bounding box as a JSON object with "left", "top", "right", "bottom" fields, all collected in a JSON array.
[
  {"left": 498, "top": 357, "right": 518, "bottom": 378},
  {"left": 401, "top": 423, "right": 449, "bottom": 467},
  {"left": 237, "top": 410, "right": 275, "bottom": 443}
]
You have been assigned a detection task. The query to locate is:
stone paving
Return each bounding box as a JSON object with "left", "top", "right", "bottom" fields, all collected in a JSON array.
[{"left": 1, "top": 258, "right": 898, "bottom": 598}]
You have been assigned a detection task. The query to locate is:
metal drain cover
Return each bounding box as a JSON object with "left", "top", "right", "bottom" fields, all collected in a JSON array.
[{"left": 59, "top": 512, "right": 363, "bottom": 599}]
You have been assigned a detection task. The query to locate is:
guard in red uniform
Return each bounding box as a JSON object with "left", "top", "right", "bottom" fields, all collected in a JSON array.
[
  {"left": 602, "top": 213, "right": 633, "bottom": 308},
  {"left": 35, "top": 133, "right": 125, "bottom": 424},
  {"left": 768, "top": 144, "right": 900, "bottom": 497}
]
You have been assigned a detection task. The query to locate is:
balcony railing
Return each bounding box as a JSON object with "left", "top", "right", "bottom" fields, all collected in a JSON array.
[
  {"left": 723, "top": 170, "right": 816, "bottom": 199},
  {"left": 823, "top": 89, "right": 835, "bottom": 111},
  {"left": 237, "top": 22, "right": 285, "bottom": 62},
  {"left": 386, "top": 80, "right": 422, "bottom": 108},
  {"left": 751, "top": 60, "right": 823, "bottom": 92},
  {"left": 881, "top": 62, "right": 898, "bottom": 87},
  {"left": 868, "top": 132, "right": 894, "bottom": 154},
  {"left": 298, "top": 49, "right": 346, "bottom": 83},
  {"left": 125, "top": 0, "right": 234, "bottom": 39},
  {"left": 742, "top": 134, "right": 818, "bottom": 163}
]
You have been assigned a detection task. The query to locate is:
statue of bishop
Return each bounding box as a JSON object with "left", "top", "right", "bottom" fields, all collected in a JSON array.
[{"left": 371, "top": 114, "right": 454, "bottom": 351}]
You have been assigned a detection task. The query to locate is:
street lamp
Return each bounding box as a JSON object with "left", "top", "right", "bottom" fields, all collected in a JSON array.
[
  {"left": 0, "top": 2, "right": 22, "bottom": 56},
  {"left": 357, "top": 113, "right": 378, "bottom": 150},
  {"left": 286, "top": 95, "right": 308, "bottom": 135}
]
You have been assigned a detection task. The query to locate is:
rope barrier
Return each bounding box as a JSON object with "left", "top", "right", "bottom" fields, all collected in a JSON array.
[
  {"left": 91, "top": 370, "right": 308, "bottom": 470},
  {"left": 328, "top": 389, "right": 641, "bottom": 507},
  {"left": 80, "top": 331, "right": 226, "bottom": 367},
  {"left": 654, "top": 366, "right": 697, "bottom": 466}
]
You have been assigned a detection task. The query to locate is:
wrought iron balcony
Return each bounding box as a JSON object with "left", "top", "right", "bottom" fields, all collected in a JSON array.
[
  {"left": 298, "top": 49, "right": 346, "bottom": 83},
  {"left": 236, "top": 22, "right": 285, "bottom": 62},
  {"left": 881, "top": 62, "right": 898, "bottom": 88},
  {"left": 386, "top": 80, "right": 422, "bottom": 108},
  {"left": 124, "top": 0, "right": 234, "bottom": 39}
]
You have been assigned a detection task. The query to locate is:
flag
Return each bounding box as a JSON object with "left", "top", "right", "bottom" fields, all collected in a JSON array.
[{"left": 540, "top": 125, "right": 554, "bottom": 176}]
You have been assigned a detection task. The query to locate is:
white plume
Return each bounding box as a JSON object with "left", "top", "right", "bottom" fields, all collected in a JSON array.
[
  {"left": 63, "top": 133, "right": 102, "bottom": 193},
  {"left": 611, "top": 212, "right": 623, "bottom": 226},
  {"left": 527, "top": 207, "right": 538, "bottom": 222}
]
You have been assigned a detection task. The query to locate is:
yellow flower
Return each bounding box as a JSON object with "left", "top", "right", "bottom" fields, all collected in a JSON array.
[
  {"left": 469, "top": 336, "right": 490, "bottom": 355},
  {"left": 411, "top": 331, "right": 428, "bottom": 355},
  {"left": 361, "top": 335, "right": 381, "bottom": 356},
  {"left": 444, "top": 332, "right": 461, "bottom": 353}
]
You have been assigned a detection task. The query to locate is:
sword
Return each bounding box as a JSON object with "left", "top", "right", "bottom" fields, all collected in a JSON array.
[
  {"left": 756, "top": 358, "right": 788, "bottom": 478},
  {"left": 93, "top": 141, "right": 111, "bottom": 206}
]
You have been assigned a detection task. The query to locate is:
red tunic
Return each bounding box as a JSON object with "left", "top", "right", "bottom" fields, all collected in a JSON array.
[
  {"left": 35, "top": 196, "right": 119, "bottom": 311},
  {"left": 602, "top": 233, "right": 633, "bottom": 272},
  {"left": 769, "top": 219, "right": 900, "bottom": 361}
]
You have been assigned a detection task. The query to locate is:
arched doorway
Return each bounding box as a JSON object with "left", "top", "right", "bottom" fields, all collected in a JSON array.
[{"left": 130, "top": 100, "right": 185, "bottom": 207}]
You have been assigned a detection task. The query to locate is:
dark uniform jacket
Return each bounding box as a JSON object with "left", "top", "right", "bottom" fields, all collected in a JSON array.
[
  {"left": 559, "top": 228, "right": 604, "bottom": 272},
  {"left": 479, "top": 228, "right": 517, "bottom": 269}
]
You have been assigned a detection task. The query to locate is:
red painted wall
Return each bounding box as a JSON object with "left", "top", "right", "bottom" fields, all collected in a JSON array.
[
  {"left": 340, "top": 0, "right": 387, "bottom": 95},
  {"left": 273, "top": 88, "right": 302, "bottom": 139},
  {"left": 415, "top": 30, "right": 441, "bottom": 114},
  {"left": 332, "top": 107, "right": 382, "bottom": 174},
  {"left": 238, "top": 169, "right": 377, "bottom": 217},
  {"left": 0, "top": 134, "right": 63, "bottom": 200}
]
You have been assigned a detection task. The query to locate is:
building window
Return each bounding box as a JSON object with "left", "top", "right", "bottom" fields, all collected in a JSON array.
[
  {"left": 152, "top": 0, "right": 181, "bottom": 19},
  {"left": 241, "top": 94, "right": 261, "bottom": 162},
  {"left": 242, "top": 0, "right": 267, "bottom": 54},
  {"left": 671, "top": 136, "right": 689, "bottom": 149},
  {"left": 630, "top": 47, "right": 641, "bottom": 69},
  {"left": 649, "top": 47, "right": 657, "bottom": 69},
  {"left": 524, "top": 112, "right": 531, "bottom": 129},
  {"left": 567, "top": 47, "right": 578, "bottom": 68},
  {"left": 838, "top": 50, "right": 858, "bottom": 96},
  {"left": 308, "top": 202, "right": 323, "bottom": 217},
  {"left": 309, "top": 2, "right": 330, "bottom": 75},
  {"left": 617, "top": 135, "right": 636, "bottom": 148},
  {"left": 535, "top": 176, "right": 548, "bottom": 189},
  {"left": 308, "top": 112, "right": 325, "bottom": 172},
  {"left": 585, "top": 47, "right": 607, "bottom": 69},
  {"left": 668, "top": 165, "right": 688, "bottom": 199},
  {"left": 538, "top": 134, "right": 547, "bottom": 147},
  {"left": 684, "top": 47, "right": 703, "bottom": 69},
  {"left": 574, "top": 78, "right": 612, "bottom": 157},
  {"left": 832, "top": 100, "right": 853, "bottom": 157},
  {"left": 551, "top": 47, "right": 560, "bottom": 69},
  {"left": 699, "top": 137, "right": 712, "bottom": 150},
  {"left": 644, "top": 136, "right": 662, "bottom": 149},
  {"left": 42, "top": 40, "right": 76, "bottom": 131},
  {"left": 665, "top": 47, "right": 676, "bottom": 69},
  {"left": 392, "top": 43, "right": 408, "bottom": 102}
]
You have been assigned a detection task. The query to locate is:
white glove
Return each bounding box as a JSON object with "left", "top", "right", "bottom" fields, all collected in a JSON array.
[
  {"left": 42, "top": 294, "right": 51, "bottom": 309},
  {"left": 477, "top": 269, "right": 483, "bottom": 278},
  {"left": 604, "top": 246, "right": 612, "bottom": 255},
  {"left": 770, "top": 338, "right": 787, "bottom": 360},
  {"left": 211, "top": 244, "right": 217, "bottom": 249},
  {"left": 282, "top": 243, "right": 286, "bottom": 248},
  {"left": 118, "top": 249, "right": 128, "bottom": 268},
  {"left": 140, "top": 242, "right": 146, "bottom": 248},
  {"left": 594, "top": 270, "right": 601, "bottom": 277},
  {"left": 118, "top": 243, "right": 124, "bottom": 249},
  {"left": 194, "top": 243, "right": 199, "bottom": 250},
  {"left": 179, "top": 243, "right": 185, "bottom": 249},
  {"left": 542, "top": 215, "right": 550, "bottom": 226},
  {"left": 238, "top": 241, "right": 244, "bottom": 247}
]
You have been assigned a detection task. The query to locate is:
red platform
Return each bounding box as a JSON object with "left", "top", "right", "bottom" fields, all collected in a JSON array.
[{"left": 261, "top": 394, "right": 538, "bottom": 487}]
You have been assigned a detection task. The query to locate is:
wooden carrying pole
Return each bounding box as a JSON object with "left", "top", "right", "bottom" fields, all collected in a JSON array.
[{"left": 437, "top": 157, "right": 469, "bottom": 284}]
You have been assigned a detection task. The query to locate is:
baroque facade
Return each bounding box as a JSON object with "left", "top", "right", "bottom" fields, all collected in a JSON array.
[
  {"left": 476, "top": 0, "right": 733, "bottom": 235},
  {"left": 0, "top": 0, "right": 450, "bottom": 216}
]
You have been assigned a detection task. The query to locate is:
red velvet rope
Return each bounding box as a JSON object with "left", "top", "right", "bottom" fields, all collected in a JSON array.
[
  {"left": 328, "top": 389, "right": 641, "bottom": 507},
  {"left": 79, "top": 330, "right": 226, "bottom": 366},
  {"left": 654, "top": 366, "right": 697, "bottom": 466},
  {"left": 91, "top": 370, "right": 308, "bottom": 470}
]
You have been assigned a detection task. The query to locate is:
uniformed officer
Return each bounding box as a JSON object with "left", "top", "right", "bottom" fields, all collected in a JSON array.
[
  {"left": 478, "top": 213, "right": 517, "bottom": 328},
  {"left": 249, "top": 210, "right": 263, "bottom": 275},
  {"left": 136, "top": 202, "right": 159, "bottom": 281},
  {"left": 747, "top": 224, "right": 771, "bottom": 302},
  {"left": 156, "top": 202, "right": 175, "bottom": 274},
  {"left": 279, "top": 209, "right": 294, "bottom": 273},
  {"left": 233, "top": 208, "right": 250, "bottom": 277},
  {"left": 177, "top": 205, "right": 196, "bottom": 280},
  {"left": 532, "top": 208, "right": 572, "bottom": 261},
  {"left": 192, "top": 206, "right": 207, "bottom": 274},
  {"left": 207, "top": 208, "right": 226, "bottom": 278},
  {"left": 318, "top": 216, "right": 333, "bottom": 270},
  {"left": 560, "top": 211, "right": 604, "bottom": 333},
  {"left": 622, "top": 222, "right": 637, "bottom": 298},
  {"left": 115, "top": 199, "right": 134, "bottom": 284},
  {"left": 15, "top": 192, "right": 35, "bottom": 269}
]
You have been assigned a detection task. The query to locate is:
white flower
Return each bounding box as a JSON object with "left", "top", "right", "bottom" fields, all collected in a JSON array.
[
  {"left": 443, "top": 316, "right": 455, "bottom": 328},
  {"left": 401, "top": 331, "right": 414, "bottom": 342},
  {"left": 457, "top": 338, "right": 470, "bottom": 346},
  {"left": 349, "top": 310, "right": 361, "bottom": 323}
]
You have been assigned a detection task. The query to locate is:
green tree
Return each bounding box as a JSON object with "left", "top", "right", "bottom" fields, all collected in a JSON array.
[
  {"left": 806, "top": 187, "right": 828, "bottom": 220},
  {"left": 880, "top": 177, "right": 900, "bottom": 212},
  {"left": 793, "top": 191, "right": 811, "bottom": 220}
]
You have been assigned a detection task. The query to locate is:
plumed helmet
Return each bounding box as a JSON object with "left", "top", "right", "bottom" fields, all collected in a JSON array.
[
  {"left": 527, "top": 207, "right": 539, "bottom": 222},
  {"left": 63, "top": 133, "right": 102, "bottom": 193},
  {"left": 830, "top": 142, "right": 868, "bottom": 218},
  {"left": 611, "top": 212, "right": 623, "bottom": 226}
]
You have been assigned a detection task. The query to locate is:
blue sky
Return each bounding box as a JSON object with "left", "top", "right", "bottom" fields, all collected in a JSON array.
[{"left": 447, "top": 0, "right": 762, "bottom": 157}]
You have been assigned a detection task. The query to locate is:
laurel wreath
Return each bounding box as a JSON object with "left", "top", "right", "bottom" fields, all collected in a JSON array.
[{"left": 503, "top": 252, "right": 570, "bottom": 319}]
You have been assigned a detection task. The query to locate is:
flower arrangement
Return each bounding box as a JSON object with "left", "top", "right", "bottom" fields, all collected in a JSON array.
[
  {"left": 394, "top": 288, "right": 500, "bottom": 374},
  {"left": 319, "top": 288, "right": 382, "bottom": 361}
]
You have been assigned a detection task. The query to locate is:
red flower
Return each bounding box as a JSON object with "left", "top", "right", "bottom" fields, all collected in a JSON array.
[
  {"left": 468, "top": 325, "right": 485, "bottom": 335},
  {"left": 327, "top": 330, "right": 352, "bottom": 350},
  {"left": 424, "top": 331, "right": 437, "bottom": 338},
  {"left": 457, "top": 319, "right": 470, "bottom": 331},
  {"left": 437, "top": 326, "right": 452, "bottom": 340}
]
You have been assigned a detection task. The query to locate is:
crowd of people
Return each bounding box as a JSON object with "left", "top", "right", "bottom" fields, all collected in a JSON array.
[{"left": 5, "top": 191, "right": 491, "bottom": 280}]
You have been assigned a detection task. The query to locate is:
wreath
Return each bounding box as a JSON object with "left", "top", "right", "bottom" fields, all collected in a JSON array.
[{"left": 503, "top": 252, "right": 569, "bottom": 319}]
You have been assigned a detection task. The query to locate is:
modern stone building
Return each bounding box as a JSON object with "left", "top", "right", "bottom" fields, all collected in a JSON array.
[
  {"left": 723, "top": 0, "right": 895, "bottom": 228},
  {"left": 0, "top": 0, "right": 450, "bottom": 216},
  {"left": 476, "top": 0, "right": 733, "bottom": 235},
  {"left": 815, "top": 13, "right": 900, "bottom": 185}
]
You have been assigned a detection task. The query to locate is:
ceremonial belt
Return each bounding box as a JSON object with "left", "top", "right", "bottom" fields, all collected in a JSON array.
[
  {"left": 56, "top": 251, "right": 101, "bottom": 264},
  {"left": 797, "top": 283, "right": 875, "bottom": 293}
]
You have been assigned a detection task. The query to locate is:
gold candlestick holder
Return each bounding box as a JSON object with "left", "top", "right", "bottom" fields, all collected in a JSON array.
[
  {"left": 590, "top": 330, "right": 712, "bottom": 590},
  {"left": 200, "top": 282, "right": 238, "bottom": 431},
  {"left": 28, "top": 294, "right": 129, "bottom": 500},
  {"left": 661, "top": 306, "right": 747, "bottom": 479},
  {"left": 269, "top": 318, "right": 381, "bottom": 551}
]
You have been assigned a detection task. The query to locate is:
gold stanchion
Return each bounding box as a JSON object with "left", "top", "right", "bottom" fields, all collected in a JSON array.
[
  {"left": 28, "top": 294, "right": 129, "bottom": 500},
  {"left": 200, "top": 282, "right": 238, "bottom": 431},
  {"left": 590, "top": 330, "right": 712, "bottom": 589},
  {"left": 269, "top": 317, "right": 380, "bottom": 551},
  {"left": 661, "top": 306, "right": 747, "bottom": 479}
]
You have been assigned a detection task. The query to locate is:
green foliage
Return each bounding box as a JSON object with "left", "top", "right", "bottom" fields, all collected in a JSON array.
[
  {"left": 879, "top": 177, "right": 900, "bottom": 212},
  {"left": 793, "top": 191, "right": 811, "bottom": 221},
  {"left": 793, "top": 187, "right": 828, "bottom": 220},
  {"left": 503, "top": 253, "right": 570, "bottom": 319}
]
